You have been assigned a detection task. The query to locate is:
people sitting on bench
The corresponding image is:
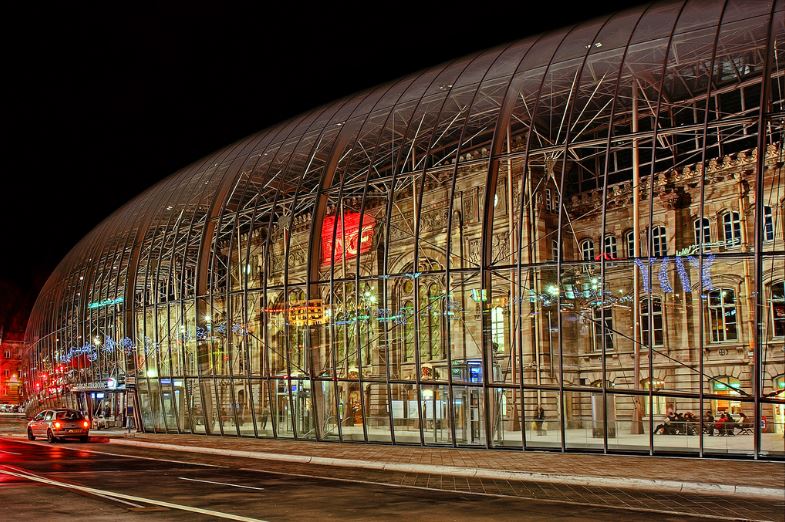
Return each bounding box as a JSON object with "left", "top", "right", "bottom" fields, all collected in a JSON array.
[{"left": 736, "top": 412, "right": 753, "bottom": 435}]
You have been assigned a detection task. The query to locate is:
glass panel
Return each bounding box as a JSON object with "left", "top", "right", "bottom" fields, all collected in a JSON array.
[
  {"left": 453, "top": 385, "right": 485, "bottom": 446},
  {"left": 421, "top": 384, "right": 451, "bottom": 445},
  {"left": 563, "top": 389, "right": 604, "bottom": 450},
  {"left": 703, "top": 400, "right": 755, "bottom": 456},
  {"left": 491, "top": 387, "right": 521, "bottom": 448},
  {"left": 652, "top": 395, "right": 700, "bottom": 456},
  {"left": 389, "top": 382, "right": 420, "bottom": 444},
  {"left": 363, "top": 382, "right": 392, "bottom": 442},
  {"left": 523, "top": 388, "right": 561, "bottom": 449}
]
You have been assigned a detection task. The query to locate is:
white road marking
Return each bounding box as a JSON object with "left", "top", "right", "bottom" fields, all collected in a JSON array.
[
  {"left": 0, "top": 449, "right": 21, "bottom": 455},
  {"left": 179, "top": 476, "right": 265, "bottom": 491},
  {"left": 0, "top": 465, "right": 267, "bottom": 522},
  {"left": 0, "top": 437, "right": 768, "bottom": 521}
]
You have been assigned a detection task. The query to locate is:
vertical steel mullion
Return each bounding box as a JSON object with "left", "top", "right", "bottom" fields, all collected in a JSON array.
[
  {"left": 752, "top": 0, "right": 778, "bottom": 461},
  {"left": 512, "top": 30, "right": 575, "bottom": 451},
  {"left": 282, "top": 104, "right": 345, "bottom": 440},
  {"left": 349, "top": 81, "right": 412, "bottom": 445},
  {"left": 253, "top": 124, "right": 318, "bottom": 440},
  {"left": 412, "top": 58, "right": 479, "bottom": 446},
  {"left": 444, "top": 42, "right": 524, "bottom": 449},
  {"left": 696, "top": 0, "right": 730, "bottom": 458},
  {"left": 379, "top": 64, "right": 458, "bottom": 446},
  {"left": 597, "top": 6, "right": 650, "bottom": 455},
  {"left": 645, "top": 1, "right": 688, "bottom": 457},
  {"left": 554, "top": 18, "right": 612, "bottom": 453}
]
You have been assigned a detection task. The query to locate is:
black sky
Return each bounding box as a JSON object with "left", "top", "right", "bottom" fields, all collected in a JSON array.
[{"left": 2, "top": 2, "right": 636, "bottom": 329}]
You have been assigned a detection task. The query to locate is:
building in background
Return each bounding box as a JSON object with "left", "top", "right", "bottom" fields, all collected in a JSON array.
[
  {"left": 0, "top": 328, "right": 23, "bottom": 405},
  {"left": 22, "top": 0, "right": 785, "bottom": 458}
]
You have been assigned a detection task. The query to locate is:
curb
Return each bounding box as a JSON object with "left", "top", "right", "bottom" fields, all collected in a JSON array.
[{"left": 109, "top": 438, "right": 785, "bottom": 500}]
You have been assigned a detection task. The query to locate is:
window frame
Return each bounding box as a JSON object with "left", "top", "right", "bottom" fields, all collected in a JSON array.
[
  {"left": 604, "top": 235, "right": 617, "bottom": 258},
  {"left": 625, "top": 229, "right": 635, "bottom": 258},
  {"left": 580, "top": 238, "right": 595, "bottom": 262},
  {"left": 640, "top": 296, "right": 664, "bottom": 348},
  {"left": 694, "top": 217, "right": 711, "bottom": 247},
  {"left": 722, "top": 210, "right": 742, "bottom": 247},
  {"left": 770, "top": 281, "right": 784, "bottom": 339},
  {"left": 763, "top": 205, "right": 774, "bottom": 242},
  {"left": 591, "top": 307, "right": 614, "bottom": 353},
  {"left": 707, "top": 288, "right": 739, "bottom": 343},
  {"left": 650, "top": 226, "right": 667, "bottom": 257}
]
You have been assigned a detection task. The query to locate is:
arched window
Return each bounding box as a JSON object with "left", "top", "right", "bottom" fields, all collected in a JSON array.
[
  {"left": 651, "top": 226, "right": 667, "bottom": 257},
  {"left": 722, "top": 211, "right": 741, "bottom": 247},
  {"left": 421, "top": 283, "right": 443, "bottom": 361},
  {"left": 708, "top": 288, "right": 738, "bottom": 342},
  {"left": 604, "top": 235, "right": 617, "bottom": 258},
  {"left": 625, "top": 230, "right": 635, "bottom": 258},
  {"left": 770, "top": 281, "right": 784, "bottom": 338},
  {"left": 763, "top": 206, "right": 774, "bottom": 242},
  {"left": 580, "top": 239, "right": 595, "bottom": 262},
  {"left": 694, "top": 218, "right": 711, "bottom": 247},
  {"left": 640, "top": 297, "right": 664, "bottom": 347}
]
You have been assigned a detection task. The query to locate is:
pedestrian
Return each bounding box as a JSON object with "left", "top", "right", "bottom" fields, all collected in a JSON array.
[
  {"left": 261, "top": 406, "right": 270, "bottom": 430},
  {"left": 535, "top": 406, "right": 547, "bottom": 435}
]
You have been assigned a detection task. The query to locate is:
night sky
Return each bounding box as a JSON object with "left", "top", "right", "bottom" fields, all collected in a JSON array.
[{"left": 2, "top": 2, "right": 635, "bottom": 333}]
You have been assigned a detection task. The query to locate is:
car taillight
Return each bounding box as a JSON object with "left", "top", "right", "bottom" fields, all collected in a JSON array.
[
  {"left": 53, "top": 421, "right": 61, "bottom": 429},
  {"left": 83, "top": 421, "right": 89, "bottom": 428}
]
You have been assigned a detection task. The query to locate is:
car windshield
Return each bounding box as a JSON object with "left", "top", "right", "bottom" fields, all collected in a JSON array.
[{"left": 56, "top": 411, "right": 84, "bottom": 421}]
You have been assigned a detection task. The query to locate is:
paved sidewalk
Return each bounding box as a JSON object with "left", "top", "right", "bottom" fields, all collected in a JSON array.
[{"left": 107, "top": 432, "right": 785, "bottom": 500}]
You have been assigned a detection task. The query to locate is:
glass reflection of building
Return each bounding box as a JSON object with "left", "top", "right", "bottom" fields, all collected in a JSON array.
[{"left": 22, "top": 0, "right": 785, "bottom": 458}]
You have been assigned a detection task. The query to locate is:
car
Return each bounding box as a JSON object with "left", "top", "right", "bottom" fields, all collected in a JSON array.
[{"left": 27, "top": 409, "right": 90, "bottom": 443}]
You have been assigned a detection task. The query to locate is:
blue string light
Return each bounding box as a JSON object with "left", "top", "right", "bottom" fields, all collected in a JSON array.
[
  {"left": 658, "top": 257, "right": 673, "bottom": 293},
  {"left": 674, "top": 256, "right": 691, "bottom": 292},
  {"left": 634, "top": 258, "right": 650, "bottom": 294}
]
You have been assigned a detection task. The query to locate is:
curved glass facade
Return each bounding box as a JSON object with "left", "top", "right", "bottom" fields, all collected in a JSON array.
[{"left": 23, "top": 0, "right": 785, "bottom": 458}]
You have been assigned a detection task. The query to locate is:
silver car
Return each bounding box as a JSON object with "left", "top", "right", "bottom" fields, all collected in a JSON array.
[{"left": 27, "top": 409, "right": 90, "bottom": 443}]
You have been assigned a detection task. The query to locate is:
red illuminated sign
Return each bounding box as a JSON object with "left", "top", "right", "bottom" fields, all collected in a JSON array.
[{"left": 321, "top": 212, "right": 375, "bottom": 265}]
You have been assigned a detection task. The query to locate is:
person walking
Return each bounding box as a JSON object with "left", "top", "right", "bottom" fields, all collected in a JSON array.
[
  {"left": 261, "top": 405, "right": 270, "bottom": 430},
  {"left": 535, "top": 406, "right": 547, "bottom": 435}
]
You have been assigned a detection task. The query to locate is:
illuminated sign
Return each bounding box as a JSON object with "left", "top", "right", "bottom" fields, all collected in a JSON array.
[
  {"left": 88, "top": 297, "right": 124, "bottom": 309},
  {"left": 321, "top": 212, "right": 375, "bottom": 265},
  {"left": 288, "top": 299, "right": 326, "bottom": 326}
]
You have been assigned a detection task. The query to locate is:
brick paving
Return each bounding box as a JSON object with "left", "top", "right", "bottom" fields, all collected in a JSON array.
[
  {"left": 116, "top": 432, "right": 785, "bottom": 490},
  {"left": 97, "top": 437, "right": 785, "bottom": 521}
]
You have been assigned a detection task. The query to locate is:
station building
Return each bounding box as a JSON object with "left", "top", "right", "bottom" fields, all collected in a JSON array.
[{"left": 23, "top": 0, "right": 785, "bottom": 458}]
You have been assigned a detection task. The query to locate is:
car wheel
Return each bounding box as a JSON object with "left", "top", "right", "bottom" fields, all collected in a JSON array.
[
  {"left": 47, "top": 429, "right": 57, "bottom": 443},
  {"left": 79, "top": 436, "right": 89, "bottom": 443},
  {"left": 27, "top": 428, "right": 35, "bottom": 441}
]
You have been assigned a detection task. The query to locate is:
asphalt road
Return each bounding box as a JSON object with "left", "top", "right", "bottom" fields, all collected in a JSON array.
[{"left": 0, "top": 416, "right": 781, "bottom": 521}]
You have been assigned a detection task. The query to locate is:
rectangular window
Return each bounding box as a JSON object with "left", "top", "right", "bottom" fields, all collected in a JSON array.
[
  {"left": 491, "top": 306, "right": 505, "bottom": 353},
  {"left": 626, "top": 230, "right": 635, "bottom": 258},
  {"left": 640, "top": 298, "right": 664, "bottom": 347},
  {"left": 592, "top": 308, "right": 614, "bottom": 352},
  {"left": 708, "top": 289, "right": 738, "bottom": 343},
  {"left": 763, "top": 206, "right": 774, "bottom": 242},
  {"left": 771, "top": 282, "right": 785, "bottom": 338},
  {"left": 551, "top": 239, "right": 559, "bottom": 261},
  {"left": 545, "top": 188, "right": 552, "bottom": 211},
  {"left": 723, "top": 211, "right": 741, "bottom": 247}
]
